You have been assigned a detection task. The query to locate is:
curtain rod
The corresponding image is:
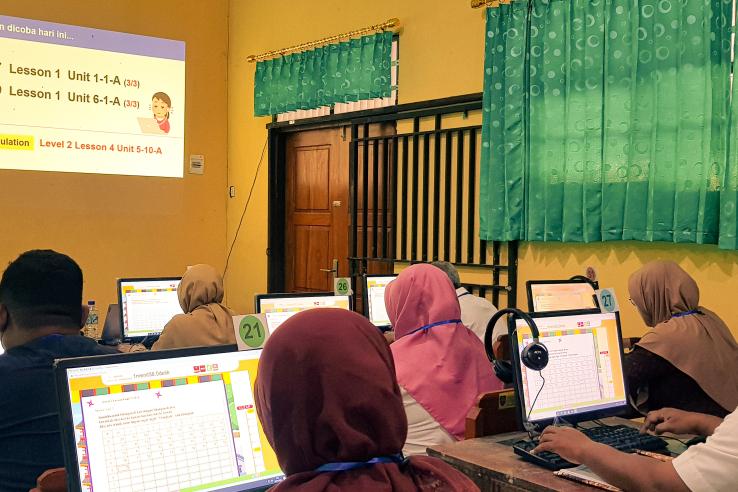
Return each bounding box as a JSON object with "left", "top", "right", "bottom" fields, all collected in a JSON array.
[
  {"left": 246, "top": 18, "right": 400, "bottom": 63},
  {"left": 471, "top": 0, "right": 514, "bottom": 8}
]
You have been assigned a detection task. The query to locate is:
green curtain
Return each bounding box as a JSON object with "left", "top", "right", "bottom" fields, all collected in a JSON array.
[
  {"left": 480, "top": 0, "right": 733, "bottom": 245},
  {"left": 254, "top": 32, "right": 393, "bottom": 116},
  {"left": 719, "top": 38, "right": 738, "bottom": 248}
]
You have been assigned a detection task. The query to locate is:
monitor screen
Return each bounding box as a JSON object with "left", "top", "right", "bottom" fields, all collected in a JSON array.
[
  {"left": 527, "top": 281, "right": 598, "bottom": 312},
  {"left": 364, "top": 275, "right": 396, "bottom": 328},
  {"left": 118, "top": 278, "right": 183, "bottom": 339},
  {"left": 256, "top": 294, "right": 352, "bottom": 332},
  {"left": 513, "top": 312, "right": 627, "bottom": 425},
  {"left": 55, "top": 346, "right": 284, "bottom": 492}
]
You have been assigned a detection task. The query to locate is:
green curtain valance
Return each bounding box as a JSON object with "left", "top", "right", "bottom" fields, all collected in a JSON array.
[
  {"left": 479, "top": 0, "right": 734, "bottom": 247},
  {"left": 254, "top": 32, "right": 393, "bottom": 116}
]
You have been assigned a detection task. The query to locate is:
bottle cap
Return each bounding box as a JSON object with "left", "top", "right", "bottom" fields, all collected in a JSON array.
[{"left": 87, "top": 300, "right": 95, "bottom": 306}]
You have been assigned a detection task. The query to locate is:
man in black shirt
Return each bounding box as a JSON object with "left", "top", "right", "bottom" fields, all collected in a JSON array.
[{"left": 0, "top": 250, "right": 117, "bottom": 492}]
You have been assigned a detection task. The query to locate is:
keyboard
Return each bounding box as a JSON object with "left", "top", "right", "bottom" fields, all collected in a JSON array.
[{"left": 513, "top": 424, "right": 669, "bottom": 470}]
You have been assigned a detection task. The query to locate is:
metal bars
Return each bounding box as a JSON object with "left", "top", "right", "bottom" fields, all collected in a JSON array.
[{"left": 346, "top": 98, "right": 517, "bottom": 309}]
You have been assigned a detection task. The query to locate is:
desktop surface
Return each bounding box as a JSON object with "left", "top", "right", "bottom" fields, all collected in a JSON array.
[
  {"left": 527, "top": 281, "right": 598, "bottom": 313},
  {"left": 55, "top": 345, "right": 284, "bottom": 492},
  {"left": 118, "top": 277, "right": 183, "bottom": 340},
  {"left": 513, "top": 311, "right": 627, "bottom": 427},
  {"left": 428, "top": 417, "right": 686, "bottom": 492},
  {"left": 256, "top": 293, "right": 351, "bottom": 331},
  {"left": 364, "top": 275, "right": 396, "bottom": 328}
]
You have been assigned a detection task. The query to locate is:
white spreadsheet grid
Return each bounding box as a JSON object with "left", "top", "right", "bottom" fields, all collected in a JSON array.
[
  {"left": 80, "top": 381, "right": 238, "bottom": 492},
  {"left": 99, "top": 414, "right": 237, "bottom": 492},
  {"left": 124, "top": 291, "right": 181, "bottom": 334},
  {"left": 524, "top": 332, "right": 602, "bottom": 414}
]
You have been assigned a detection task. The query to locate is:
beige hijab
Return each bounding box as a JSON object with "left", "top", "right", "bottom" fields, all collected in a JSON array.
[
  {"left": 152, "top": 264, "right": 236, "bottom": 350},
  {"left": 629, "top": 260, "right": 738, "bottom": 411}
]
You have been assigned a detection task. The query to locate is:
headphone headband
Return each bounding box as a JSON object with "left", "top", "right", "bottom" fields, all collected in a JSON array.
[
  {"left": 484, "top": 307, "right": 548, "bottom": 380},
  {"left": 484, "top": 308, "right": 540, "bottom": 363}
]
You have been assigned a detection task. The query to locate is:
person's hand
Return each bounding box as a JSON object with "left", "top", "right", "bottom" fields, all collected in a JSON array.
[
  {"left": 532, "top": 426, "right": 595, "bottom": 464},
  {"left": 641, "top": 408, "right": 722, "bottom": 437}
]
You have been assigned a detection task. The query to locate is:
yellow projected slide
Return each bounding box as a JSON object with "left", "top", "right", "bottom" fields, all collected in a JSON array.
[{"left": 0, "top": 15, "right": 185, "bottom": 177}]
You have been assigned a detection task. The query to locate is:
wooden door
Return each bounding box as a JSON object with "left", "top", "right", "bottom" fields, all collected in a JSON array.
[{"left": 285, "top": 127, "right": 349, "bottom": 292}]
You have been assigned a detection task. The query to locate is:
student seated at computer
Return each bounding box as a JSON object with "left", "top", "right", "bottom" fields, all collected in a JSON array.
[
  {"left": 431, "top": 261, "right": 506, "bottom": 343},
  {"left": 625, "top": 260, "right": 738, "bottom": 417},
  {"left": 534, "top": 406, "right": 737, "bottom": 491},
  {"left": 152, "top": 264, "right": 236, "bottom": 350},
  {"left": 0, "top": 250, "right": 118, "bottom": 492},
  {"left": 254, "top": 308, "right": 479, "bottom": 491},
  {"left": 385, "top": 264, "right": 503, "bottom": 456}
]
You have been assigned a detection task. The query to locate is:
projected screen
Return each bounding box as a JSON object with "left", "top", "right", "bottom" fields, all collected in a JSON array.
[
  {"left": 514, "top": 312, "right": 627, "bottom": 423},
  {"left": 118, "top": 278, "right": 183, "bottom": 339},
  {"left": 59, "top": 349, "right": 284, "bottom": 491},
  {"left": 257, "top": 295, "right": 351, "bottom": 332},
  {"left": 0, "top": 15, "right": 185, "bottom": 177}
]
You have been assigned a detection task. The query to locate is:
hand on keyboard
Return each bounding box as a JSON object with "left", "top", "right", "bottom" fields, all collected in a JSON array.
[
  {"left": 514, "top": 424, "right": 669, "bottom": 470},
  {"left": 533, "top": 426, "right": 588, "bottom": 464}
]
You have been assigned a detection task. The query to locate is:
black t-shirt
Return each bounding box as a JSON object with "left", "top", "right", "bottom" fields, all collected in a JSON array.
[{"left": 0, "top": 334, "right": 117, "bottom": 492}]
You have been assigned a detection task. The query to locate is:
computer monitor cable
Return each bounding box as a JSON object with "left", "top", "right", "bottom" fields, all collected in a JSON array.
[
  {"left": 484, "top": 308, "right": 549, "bottom": 435},
  {"left": 223, "top": 137, "right": 268, "bottom": 281}
]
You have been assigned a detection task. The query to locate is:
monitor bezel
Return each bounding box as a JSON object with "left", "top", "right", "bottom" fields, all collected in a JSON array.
[
  {"left": 116, "top": 276, "right": 182, "bottom": 341},
  {"left": 54, "top": 344, "right": 282, "bottom": 492},
  {"left": 525, "top": 279, "right": 600, "bottom": 313},
  {"left": 510, "top": 309, "right": 629, "bottom": 431},
  {"left": 362, "top": 274, "right": 397, "bottom": 329},
  {"left": 254, "top": 291, "right": 353, "bottom": 314}
]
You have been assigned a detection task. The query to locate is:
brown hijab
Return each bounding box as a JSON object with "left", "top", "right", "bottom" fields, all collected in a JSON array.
[
  {"left": 629, "top": 260, "right": 738, "bottom": 411},
  {"left": 152, "top": 264, "right": 235, "bottom": 350},
  {"left": 254, "top": 308, "right": 479, "bottom": 492}
]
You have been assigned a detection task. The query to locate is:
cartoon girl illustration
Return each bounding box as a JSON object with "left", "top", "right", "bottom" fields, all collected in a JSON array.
[{"left": 151, "top": 92, "right": 171, "bottom": 134}]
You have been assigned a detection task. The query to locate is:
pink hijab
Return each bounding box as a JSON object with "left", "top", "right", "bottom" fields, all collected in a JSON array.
[{"left": 385, "top": 264, "right": 503, "bottom": 439}]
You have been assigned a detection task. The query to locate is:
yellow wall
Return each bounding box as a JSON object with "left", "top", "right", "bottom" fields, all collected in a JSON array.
[
  {"left": 227, "top": 0, "right": 488, "bottom": 312},
  {"left": 0, "top": 0, "right": 229, "bottom": 316},
  {"left": 228, "top": 0, "right": 738, "bottom": 337}
]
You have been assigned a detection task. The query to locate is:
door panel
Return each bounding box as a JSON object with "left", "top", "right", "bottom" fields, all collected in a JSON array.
[
  {"left": 285, "top": 128, "right": 349, "bottom": 292},
  {"left": 293, "top": 225, "right": 331, "bottom": 291},
  {"left": 294, "top": 148, "right": 330, "bottom": 211}
]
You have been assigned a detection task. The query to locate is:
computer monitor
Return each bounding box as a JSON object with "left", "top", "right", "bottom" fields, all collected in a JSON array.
[
  {"left": 101, "top": 304, "right": 122, "bottom": 344},
  {"left": 512, "top": 311, "right": 628, "bottom": 428},
  {"left": 526, "top": 279, "right": 599, "bottom": 313},
  {"left": 363, "top": 275, "right": 397, "bottom": 329},
  {"left": 255, "top": 293, "right": 352, "bottom": 332},
  {"left": 117, "top": 277, "right": 183, "bottom": 341},
  {"left": 55, "top": 345, "right": 284, "bottom": 492}
]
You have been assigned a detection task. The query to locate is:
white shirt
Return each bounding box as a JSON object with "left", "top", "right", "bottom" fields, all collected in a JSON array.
[
  {"left": 672, "top": 408, "right": 738, "bottom": 492},
  {"left": 400, "top": 385, "right": 455, "bottom": 456},
  {"left": 456, "top": 287, "right": 507, "bottom": 343}
]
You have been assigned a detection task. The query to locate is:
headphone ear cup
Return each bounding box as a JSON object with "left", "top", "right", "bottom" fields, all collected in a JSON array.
[
  {"left": 493, "top": 360, "right": 514, "bottom": 384},
  {"left": 521, "top": 342, "right": 549, "bottom": 371}
]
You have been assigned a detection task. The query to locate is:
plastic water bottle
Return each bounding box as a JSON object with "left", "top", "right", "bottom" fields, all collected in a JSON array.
[{"left": 84, "top": 300, "right": 99, "bottom": 339}]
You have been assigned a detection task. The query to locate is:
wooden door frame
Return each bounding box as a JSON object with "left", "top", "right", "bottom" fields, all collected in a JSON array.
[{"left": 266, "top": 93, "right": 495, "bottom": 293}]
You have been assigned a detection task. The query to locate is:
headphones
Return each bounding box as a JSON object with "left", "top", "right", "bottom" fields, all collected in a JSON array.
[
  {"left": 568, "top": 274, "right": 599, "bottom": 290},
  {"left": 569, "top": 275, "right": 601, "bottom": 309},
  {"left": 484, "top": 308, "right": 549, "bottom": 383}
]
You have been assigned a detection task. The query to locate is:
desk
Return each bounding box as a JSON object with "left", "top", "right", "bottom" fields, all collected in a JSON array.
[{"left": 427, "top": 417, "right": 687, "bottom": 492}]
